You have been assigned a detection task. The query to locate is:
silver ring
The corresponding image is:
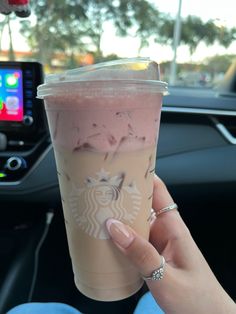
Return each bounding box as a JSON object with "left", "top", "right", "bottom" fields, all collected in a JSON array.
[
  {"left": 156, "top": 203, "right": 178, "bottom": 217},
  {"left": 143, "top": 255, "right": 166, "bottom": 281}
]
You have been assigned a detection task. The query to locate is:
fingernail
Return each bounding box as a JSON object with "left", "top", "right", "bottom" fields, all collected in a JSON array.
[{"left": 106, "top": 219, "right": 135, "bottom": 248}]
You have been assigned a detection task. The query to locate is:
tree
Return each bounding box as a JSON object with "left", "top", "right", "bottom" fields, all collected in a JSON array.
[
  {"left": 20, "top": 1, "right": 89, "bottom": 66},
  {"left": 19, "top": 1, "right": 236, "bottom": 67},
  {"left": 0, "top": 15, "right": 15, "bottom": 60},
  {"left": 181, "top": 16, "right": 236, "bottom": 54},
  {"left": 0, "top": 17, "right": 7, "bottom": 52},
  {"left": 157, "top": 15, "right": 236, "bottom": 54},
  {"left": 7, "top": 16, "right": 15, "bottom": 60},
  {"left": 20, "top": 0, "right": 163, "bottom": 67}
]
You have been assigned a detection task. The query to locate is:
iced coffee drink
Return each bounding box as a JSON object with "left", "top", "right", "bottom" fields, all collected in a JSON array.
[{"left": 37, "top": 58, "right": 167, "bottom": 301}]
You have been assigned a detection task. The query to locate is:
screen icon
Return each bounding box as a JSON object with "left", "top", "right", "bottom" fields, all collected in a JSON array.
[
  {"left": 5, "top": 73, "right": 19, "bottom": 88},
  {"left": 0, "top": 98, "right": 3, "bottom": 110},
  {"left": 6, "top": 96, "right": 19, "bottom": 111}
]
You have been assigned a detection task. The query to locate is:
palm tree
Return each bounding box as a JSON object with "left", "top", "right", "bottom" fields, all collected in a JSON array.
[
  {"left": 0, "top": 15, "right": 15, "bottom": 60},
  {"left": 7, "top": 15, "right": 15, "bottom": 60},
  {"left": 0, "top": 16, "right": 7, "bottom": 52}
]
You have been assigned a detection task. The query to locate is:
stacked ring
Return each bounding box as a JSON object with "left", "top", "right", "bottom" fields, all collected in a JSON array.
[
  {"left": 143, "top": 255, "right": 166, "bottom": 281},
  {"left": 155, "top": 203, "right": 178, "bottom": 217}
]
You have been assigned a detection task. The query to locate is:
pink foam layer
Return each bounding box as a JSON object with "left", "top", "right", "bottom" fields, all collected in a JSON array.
[{"left": 45, "top": 92, "right": 162, "bottom": 153}]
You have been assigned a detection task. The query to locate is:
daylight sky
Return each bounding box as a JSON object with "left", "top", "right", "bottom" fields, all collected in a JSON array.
[
  {"left": 101, "top": 0, "right": 236, "bottom": 63},
  {"left": 1, "top": 0, "right": 236, "bottom": 63}
]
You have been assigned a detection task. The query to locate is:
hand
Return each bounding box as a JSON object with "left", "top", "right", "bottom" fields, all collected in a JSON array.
[{"left": 106, "top": 176, "right": 236, "bottom": 314}]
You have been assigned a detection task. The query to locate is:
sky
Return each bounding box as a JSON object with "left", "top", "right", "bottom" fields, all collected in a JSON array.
[
  {"left": 100, "top": 0, "right": 236, "bottom": 63},
  {"left": 1, "top": 0, "right": 236, "bottom": 63}
]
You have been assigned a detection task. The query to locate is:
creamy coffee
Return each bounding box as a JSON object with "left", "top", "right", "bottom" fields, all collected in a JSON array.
[{"left": 37, "top": 59, "right": 167, "bottom": 301}]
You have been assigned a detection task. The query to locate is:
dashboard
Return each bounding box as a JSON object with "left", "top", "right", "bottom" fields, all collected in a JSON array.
[
  {"left": 1, "top": 80, "right": 236, "bottom": 200},
  {"left": 0, "top": 61, "right": 48, "bottom": 183},
  {"left": 0, "top": 61, "right": 235, "bottom": 225}
]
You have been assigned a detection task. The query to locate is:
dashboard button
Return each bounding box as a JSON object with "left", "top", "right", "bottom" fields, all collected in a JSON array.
[
  {"left": 25, "top": 90, "right": 33, "bottom": 98},
  {"left": 25, "top": 100, "right": 33, "bottom": 108},
  {"left": 25, "top": 70, "right": 33, "bottom": 78},
  {"left": 23, "top": 115, "right": 34, "bottom": 126},
  {"left": 8, "top": 140, "right": 25, "bottom": 147},
  {"left": 6, "top": 157, "right": 24, "bottom": 171},
  {"left": 25, "top": 110, "right": 33, "bottom": 116},
  {"left": 0, "top": 133, "right": 7, "bottom": 151},
  {"left": 25, "top": 80, "right": 33, "bottom": 88}
]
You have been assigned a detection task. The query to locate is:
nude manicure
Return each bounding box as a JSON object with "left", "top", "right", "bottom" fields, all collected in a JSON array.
[{"left": 106, "top": 219, "right": 135, "bottom": 248}]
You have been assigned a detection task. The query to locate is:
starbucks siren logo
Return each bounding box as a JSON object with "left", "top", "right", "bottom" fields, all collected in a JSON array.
[{"left": 69, "top": 169, "right": 141, "bottom": 240}]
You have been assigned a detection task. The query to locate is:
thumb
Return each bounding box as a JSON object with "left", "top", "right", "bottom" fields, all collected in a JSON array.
[{"left": 106, "top": 218, "right": 163, "bottom": 279}]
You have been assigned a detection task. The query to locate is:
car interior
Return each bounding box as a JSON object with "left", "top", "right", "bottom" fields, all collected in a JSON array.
[
  {"left": 0, "top": 2, "right": 236, "bottom": 314},
  {"left": 0, "top": 59, "right": 235, "bottom": 314}
]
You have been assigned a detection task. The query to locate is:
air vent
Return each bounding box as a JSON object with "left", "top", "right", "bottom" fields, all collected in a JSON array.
[{"left": 210, "top": 116, "right": 236, "bottom": 144}]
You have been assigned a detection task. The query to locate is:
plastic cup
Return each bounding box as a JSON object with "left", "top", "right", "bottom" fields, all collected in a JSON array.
[{"left": 37, "top": 58, "right": 167, "bottom": 301}]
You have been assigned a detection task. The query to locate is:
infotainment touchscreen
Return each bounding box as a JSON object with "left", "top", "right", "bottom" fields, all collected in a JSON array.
[{"left": 0, "top": 68, "right": 24, "bottom": 122}]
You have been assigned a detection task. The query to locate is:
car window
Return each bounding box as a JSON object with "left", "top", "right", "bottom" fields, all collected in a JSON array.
[{"left": 0, "top": 0, "right": 235, "bottom": 88}]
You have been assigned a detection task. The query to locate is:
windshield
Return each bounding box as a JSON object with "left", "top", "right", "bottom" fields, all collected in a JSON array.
[{"left": 0, "top": 0, "right": 235, "bottom": 88}]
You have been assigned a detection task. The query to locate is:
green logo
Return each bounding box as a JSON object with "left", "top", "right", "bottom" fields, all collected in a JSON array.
[
  {"left": 5, "top": 73, "right": 19, "bottom": 88},
  {"left": 0, "top": 98, "right": 3, "bottom": 110}
]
